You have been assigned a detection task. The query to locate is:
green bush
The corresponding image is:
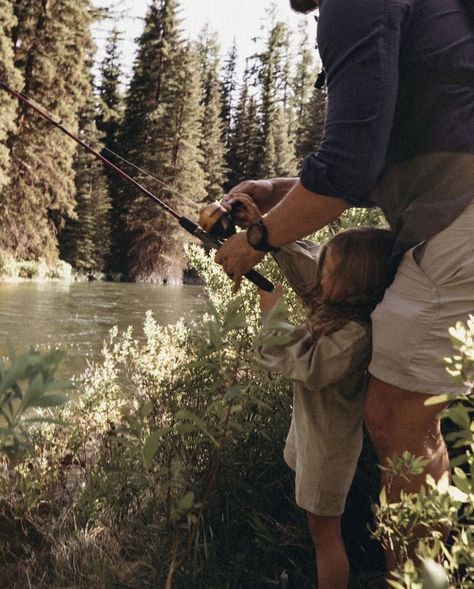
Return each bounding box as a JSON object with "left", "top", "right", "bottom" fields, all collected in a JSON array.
[
  {"left": 0, "top": 346, "right": 71, "bottom": 460},
  {"left": 373, "top": 316, "right": 474, "bottom": 589},
  {"left": 0, "top": 247, "right": 314, "bottom": 588},
  {"left": 0, "top": 255, "right": 74, "bottom": 281}
]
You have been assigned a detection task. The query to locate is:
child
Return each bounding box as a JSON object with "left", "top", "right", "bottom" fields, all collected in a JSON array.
[{"left": 231, "top": 194, "right": 394, "bottom": 589}]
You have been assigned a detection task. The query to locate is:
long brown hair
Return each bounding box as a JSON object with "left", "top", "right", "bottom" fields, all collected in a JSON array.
[{"left": 303, "top": 227, "right": 395, "bottom": 337}]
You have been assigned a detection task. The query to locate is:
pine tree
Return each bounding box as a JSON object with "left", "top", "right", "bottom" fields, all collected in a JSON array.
[
  {"left": 220, "top": 38, "right": 238, "bottom": 151},
  {"left": 292, "top": 22, "right": 320, "bottom": 162},
  {"left": 257, "top": 16, "right": 297, "bottom": 178},
  {"left": 60, "top": 66, "right": 111, "bottom": 275},
  {"left": 97, "top": 27, "right": 123, "bottom": 154},
  {"left": 121, "top": 0, "right": 206, "bottom": 283},
  {"left": 0, "top": 0, "right": 23, "bottom": 193},
  {"left": 297, "top": 86, "right": 327, "bottom": 160},
  {"left": 272, "top": 105, "right": 298, "bottom": 176},
  {"left": 227, "top": 71, "right": 261, "bottom": 186},
  {"left": 196, "top": 28, "right": 227, "bottom": 202},
  {"left": 1, "top": 0, "right": 93, "bottom": 262},
  {"left": 96, "top": 27, "right": 124, "bottom": 274}
]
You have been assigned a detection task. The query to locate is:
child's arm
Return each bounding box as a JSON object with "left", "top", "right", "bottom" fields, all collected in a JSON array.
[{"left": 256, "top": 291, "right": 371, "bottom": 390}]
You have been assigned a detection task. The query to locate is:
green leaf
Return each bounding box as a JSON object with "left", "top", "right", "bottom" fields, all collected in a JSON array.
[
  {"left": 222, "top": 297, "right": 247, "bottom": 332},
  {"left": 207, "top": 320, "right": 222, "bottom": 349},
  {"left": 258, "top": 334, "right": 293, "bottom": 347},
  {"left": 223, "top": 384, "right": 241, "bottom": 402},
  {"left": 142, "top": 429, "right": 167, "bottom": 468},
  {"left": 175, "top": 423, "right": 198, "bottom": 434},
  {"left": 424, "top": 394, "right": 451, "bottom": 406},
  {"left": 23, "top": 417, "right": 68, "bottom": 426},
  {"left": 175, "top": 409, "right": 218, "bottom": 446},
  {"left": 177, "top": 491, "right": 195, "bottom": 512},
  {"left": 32, "top": 394, "right": 69, "bottom": 408},
  {"left": 421, "top": 558, "right": 449, "bottom": 589}
]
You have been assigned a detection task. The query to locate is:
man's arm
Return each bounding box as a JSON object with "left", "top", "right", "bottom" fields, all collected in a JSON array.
[
  {"left": 261, "top": 181, "right": 347, "bottom": 247},
  {"left": 216, "top": 0, "right": 409, "bottom": 289},
  {"left": 214, "top": 182, "right": 347, "bottom": 289}
]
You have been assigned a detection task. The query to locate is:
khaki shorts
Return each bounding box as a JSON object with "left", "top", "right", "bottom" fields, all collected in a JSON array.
[{"left": 370, "top": 200, "right": 474, "bottom": 395}]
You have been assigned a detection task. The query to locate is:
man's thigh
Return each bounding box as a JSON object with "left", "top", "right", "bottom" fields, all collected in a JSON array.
[{"left": 369, "top": 200, "right": 474, "bottom": 395}]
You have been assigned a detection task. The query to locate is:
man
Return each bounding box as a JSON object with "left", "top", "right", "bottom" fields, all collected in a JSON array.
[{"left": 215, "top": 0, "right": 474, "bottom": 578}]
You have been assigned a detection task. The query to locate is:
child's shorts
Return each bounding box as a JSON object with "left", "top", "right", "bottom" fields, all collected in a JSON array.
[
  {"left": 370, "top": 199, "right": 474, "bottom": 395},
  {"left": 284, "top": 372, "right": 367, "bottom": 517}
]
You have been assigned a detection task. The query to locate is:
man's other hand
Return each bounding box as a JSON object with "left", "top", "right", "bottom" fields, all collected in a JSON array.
[
  {"left": 225, "top": 193, "right": 262, "bottom": 228},
  {"left": 221, "top": 180, "right": 275, "bottom": 219},
  {"left": 214, "top": 231, "right": 265, "bottom": 292}
]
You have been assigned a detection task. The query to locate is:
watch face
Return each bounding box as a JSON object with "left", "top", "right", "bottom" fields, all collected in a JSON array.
[{"left": 247, "top": 222, "right": 265, "bottom": 248}]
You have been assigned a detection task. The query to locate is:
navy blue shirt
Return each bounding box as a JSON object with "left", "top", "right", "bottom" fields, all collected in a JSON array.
[{"left": 300, "top": 0, "right": 474, "bottom": 251}]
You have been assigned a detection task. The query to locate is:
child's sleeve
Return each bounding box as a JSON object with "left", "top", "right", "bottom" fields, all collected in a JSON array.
[
  {"left": 256, "top": 320, "right": 371, "bottom": 391},
  {"left": 272, "top": 241, "right": 322, "bottom": 300}
]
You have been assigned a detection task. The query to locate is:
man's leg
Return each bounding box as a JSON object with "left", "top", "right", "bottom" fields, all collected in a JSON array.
[
  {"left": 306, "top": 513, "right": 349, "bottom": 589},
  {"left": 364, "top": 376, "right": 449, "bottom": 570}
]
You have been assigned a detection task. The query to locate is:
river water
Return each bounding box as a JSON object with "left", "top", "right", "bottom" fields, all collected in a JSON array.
[{"left": 0, "top": 281, "right": 207, "bottom": 379}]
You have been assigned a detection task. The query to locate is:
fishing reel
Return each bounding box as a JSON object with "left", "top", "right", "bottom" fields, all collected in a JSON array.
[{"left": 198, "top": 200, "right": 243, "bottom": 239}]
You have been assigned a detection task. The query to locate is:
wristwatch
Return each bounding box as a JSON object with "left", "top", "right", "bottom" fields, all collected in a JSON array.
[{"left": 246, "top": 219, "right": 279, "bottom": 253}]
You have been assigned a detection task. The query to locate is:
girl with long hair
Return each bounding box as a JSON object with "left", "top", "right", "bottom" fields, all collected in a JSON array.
[{"left": 233, "top": 194, "right": 394, "bottom": 589}]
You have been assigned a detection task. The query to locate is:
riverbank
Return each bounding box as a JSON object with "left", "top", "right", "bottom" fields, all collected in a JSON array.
[
  {"left": 0, "top": 254, "right": 76, "bottom": 283},
  {"left": 0, "top": 253, "right": 203, "bottom": 285}
]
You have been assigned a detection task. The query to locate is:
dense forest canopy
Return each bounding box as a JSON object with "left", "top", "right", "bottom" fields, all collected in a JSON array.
[{"left": 0, "top": 0, "right": 327, "bottom": 283}]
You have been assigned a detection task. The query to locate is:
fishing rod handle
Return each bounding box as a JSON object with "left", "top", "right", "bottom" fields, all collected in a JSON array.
[
  {"left": 178, "top": 217, "right": 274, "bottom": 292},
  {"left": 244, "top": 269, "right": 274, "bottom": 292}
]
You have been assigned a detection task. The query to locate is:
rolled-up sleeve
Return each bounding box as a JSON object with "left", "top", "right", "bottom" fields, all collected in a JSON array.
[
  {"left": 256, "top": 321, "right": 370, "bottom": 391},
  {"left": 300, "top": 0, "right": 412, "bottom": 206}
]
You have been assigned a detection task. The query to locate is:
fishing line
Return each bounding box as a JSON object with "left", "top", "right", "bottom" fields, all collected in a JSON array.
[{"left": 0, "top": 79, "right": 274, "bottom": 291}]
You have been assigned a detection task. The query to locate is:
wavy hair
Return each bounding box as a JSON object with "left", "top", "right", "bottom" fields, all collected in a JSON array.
[{"left": 302, "top": 227, "right": 395, "bottom": 338}]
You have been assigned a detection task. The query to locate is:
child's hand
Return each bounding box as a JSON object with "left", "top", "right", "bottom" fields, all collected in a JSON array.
[
  {"left": 224, "top": 193, "right": 262, "bottom": 228},
  {"left": 258, "top": 284, "right": 284, "bottom": 312}
]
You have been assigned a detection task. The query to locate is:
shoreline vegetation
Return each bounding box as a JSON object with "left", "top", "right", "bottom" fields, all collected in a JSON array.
[
  {"left": 0, "top": 243, "right": 473, "bottom": 589},
  {"left": 0, "top": 253, "right": 204, "bottom": 285}
]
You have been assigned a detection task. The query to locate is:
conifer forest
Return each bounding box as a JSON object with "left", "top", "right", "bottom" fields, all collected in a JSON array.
[{"left": 0, "top": 0, "right": 327, "bottom": 284}]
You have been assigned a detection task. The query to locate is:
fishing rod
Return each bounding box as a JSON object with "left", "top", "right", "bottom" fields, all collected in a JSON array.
[{"left": 0, "top": 79, "right": 274, "bottom": 292}]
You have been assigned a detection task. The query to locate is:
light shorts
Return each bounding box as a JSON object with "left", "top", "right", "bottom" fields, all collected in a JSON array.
[{"left": 369, "top": 199, "right": 474, "bottom": 395}]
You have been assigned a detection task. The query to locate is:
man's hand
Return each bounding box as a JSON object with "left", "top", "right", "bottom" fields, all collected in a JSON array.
[
  {"left": 222, "top": 179, "right": 274, "bottom": 211},
  {"left": 227, "top": 193, "right": 262, "bottom": 228},
  {"left": 214, "top": 231, "right": 265, "bottom": 292}
]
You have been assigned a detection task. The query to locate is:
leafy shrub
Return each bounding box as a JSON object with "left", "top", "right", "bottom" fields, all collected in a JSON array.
[
  {"left": 0, "top": 249, "right": 17, "bottom": 278},
  {"left": 0, "top": 346, "right": 70, "bottom": 459},
  {"left": 373, "top": 317, "right": 474, "bottom": 589},
  {"left": 0, "top": 247, "right": 314, "bottom": 588}
]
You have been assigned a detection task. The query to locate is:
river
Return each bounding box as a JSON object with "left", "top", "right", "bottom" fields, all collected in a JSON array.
[{"left": 0, "top": 281, "right": 207, "bottom": 379}]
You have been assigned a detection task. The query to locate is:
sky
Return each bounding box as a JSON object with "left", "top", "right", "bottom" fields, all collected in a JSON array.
[{"left": 92, "top": 0, "right": 317, "bottom": 81}]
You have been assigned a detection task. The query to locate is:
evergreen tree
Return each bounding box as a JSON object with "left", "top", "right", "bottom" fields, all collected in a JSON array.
[
  {"left": 272, "top": 105, "right": 298, "bottom": 176},
  {"left": 97, "top": 27, "right": 123, "bottom": 154},
  {"left": 220, "top": 38, "right": 238, "bottom": 151},
  {"left": 196, "top": 28, "right": 227, "bottom": 202},
  {"left": 1, "top": 0, "right": 93, "bottom": 262},
  {"left": 257, "top": 16, "right": 297, "bottom": 178},
  {"left": 227, "top": 71, "right": 261, "bottom": 186},
  {"left": 297, "top": 86, "right": 327, "bottom": 160},
  {"left": 292, "top": 23, "right": 320, "bottom": 162},
  {"left": 0, "top": 0, "right": 22, "bottom": 192},
  {"left": 121, "top": 0, "right": 206, "bottom": 283},
  {"left": 60, "top": 67, "right": 111, "bottom": 275},
  {"left": 96, "top": 27, "right": 124, "bottom": 274}
]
